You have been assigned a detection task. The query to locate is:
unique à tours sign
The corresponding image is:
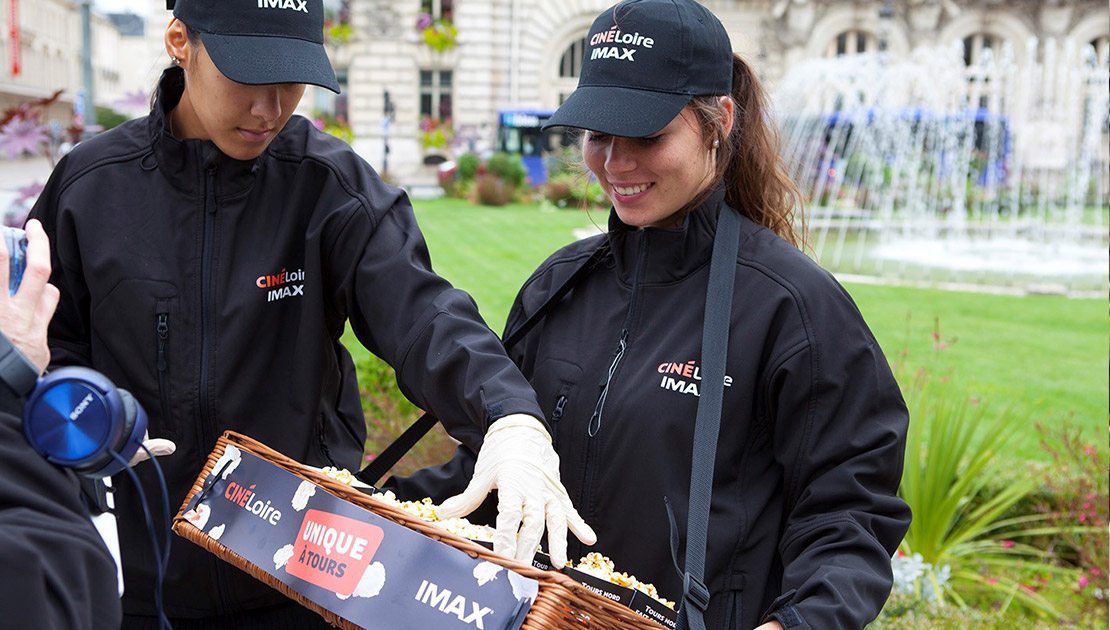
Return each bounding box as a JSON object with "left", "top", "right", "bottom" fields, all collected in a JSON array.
[{"left": 179, "top": 446, "right": 537, "bottom": 630}]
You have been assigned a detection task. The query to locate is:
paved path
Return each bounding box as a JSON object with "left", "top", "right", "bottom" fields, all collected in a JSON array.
[
  {"left": 0, "top": 155, "right": 54, "bottom": 191},
  {"left": 0, "top": 156, "right": 54, "bottom": 225}
]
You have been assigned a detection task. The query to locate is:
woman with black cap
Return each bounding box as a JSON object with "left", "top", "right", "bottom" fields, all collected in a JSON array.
[
  {"left": 29, "top": 0, "right": 594, "bottom": 627},
  {"left": 472, "top": 0, "right": 911, "bottom": 628}
]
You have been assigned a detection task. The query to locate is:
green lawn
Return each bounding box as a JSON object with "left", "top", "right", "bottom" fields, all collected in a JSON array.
[{"left": 344, "top": 197, "right": 1108, "bottom": 461}]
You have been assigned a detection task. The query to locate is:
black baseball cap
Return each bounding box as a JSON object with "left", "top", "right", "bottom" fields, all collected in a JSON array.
[
  {"left": 543, "top": 0, "right": 732, "bottom": 137},
  {"left": 168, "top": 0, "right": 340, "bottom": 93}
]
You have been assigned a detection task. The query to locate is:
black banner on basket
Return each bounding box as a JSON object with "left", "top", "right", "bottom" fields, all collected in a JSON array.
[{"left": 180, "top": 446, "right": 537, "bottom": 630}]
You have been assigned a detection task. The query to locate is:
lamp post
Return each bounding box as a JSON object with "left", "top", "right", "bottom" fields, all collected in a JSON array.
[
  {"left": 382, "top": 90, "right": 395, "bottom": 176},
  {"left": 80, "top": 0, "right": 95, "bottom": 132}
]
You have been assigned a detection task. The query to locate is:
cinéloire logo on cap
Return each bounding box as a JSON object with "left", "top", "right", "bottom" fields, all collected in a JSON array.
[
  {"left": 588, "top": 25, "right": 654, "bottom": 62},
  {"left": 257, "top": 0, "right": 309, "bottom": 13}
]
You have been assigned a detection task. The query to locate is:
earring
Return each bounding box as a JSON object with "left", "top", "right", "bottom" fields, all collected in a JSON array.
[
  {"left": 171, "top": 56, "right": 180, "bottom": 65},
  {"left": 712, "top": 139, "right": 720, "bottom": 148}
]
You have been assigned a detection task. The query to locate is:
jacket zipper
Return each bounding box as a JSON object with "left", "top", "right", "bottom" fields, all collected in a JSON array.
[
  {"left": 580, "top": 235, "right": 646, "bottom": 521},
  {"left": 156, "top": 310, "right": 171, "bottom": 429},
  {"left": 199, "top": 165, "right": 217, "bottom": 455},
  {"left": 587, "top": 238, "right": 645, "bottom": 438},
  {"left": 550, "top": 394, "right": 568, "bottom": 446},
  {"left": 201, "top": 163, "right": 229, "bottom": 608}
]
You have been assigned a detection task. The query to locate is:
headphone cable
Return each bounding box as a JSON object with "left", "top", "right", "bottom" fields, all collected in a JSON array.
[{"left": 112, "top": 450, "right": 173, "bottom": 630}]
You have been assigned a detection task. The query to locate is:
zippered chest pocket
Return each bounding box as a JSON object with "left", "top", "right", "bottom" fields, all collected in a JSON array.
[
  {"left": 154, "top": 297, "right": 178, "bottom": 438},
  {"left": 529, "top": 357, "right": 583, "bottom": 447}
]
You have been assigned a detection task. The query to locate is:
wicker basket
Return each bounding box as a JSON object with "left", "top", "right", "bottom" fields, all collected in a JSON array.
[{"left": 172, "top": 431, "right": 667, "bottom": 630}]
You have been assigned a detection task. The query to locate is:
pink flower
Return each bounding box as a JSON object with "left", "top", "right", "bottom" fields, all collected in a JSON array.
[
  {"left": 1083, "top": 445, "right": 1095, "bottom": 455},
  {"left": 987, "top": 577, "right": 1000, "bottom": 585},
  {"left": 1078, "top": 513, "right": 1087, "bottom": 522},
  {"left": 1091, "top": 568, "right": 1102, "bottom": 576},
  {"left": 1001, "top": 540, "right": 1015, "bottom": 549},
  {"left": 415, "top": 12, "right": 433, "bottom": 29},
  {"left": 970, "top": 397, "right": 980, "bottom": 406},
  {"left": 0, "top": 118, "right": 49, "bottom": 159},
  {"left": 16, "top": 182, "right": 43, "bottom": 204},
  {"left": 932, "top": 330, "right": 940, "bottom": 341},
  {"left": 1079, "top": 575, "right": 1089, "bottom": 588},
  {"left": 364, "top": 452, "right": 376, "bottom": 462}
]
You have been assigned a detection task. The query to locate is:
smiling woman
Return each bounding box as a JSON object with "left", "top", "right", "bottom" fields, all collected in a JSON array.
[{"left": 395, "top": 2, "right": 911, "bottom": 630}]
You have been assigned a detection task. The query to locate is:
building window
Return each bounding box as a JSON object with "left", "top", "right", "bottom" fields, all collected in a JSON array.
[
  {"left": 962, "top": 33, "right": 999, "bottom": 67},
  {"left": 420, "top": 69, "right": 453, "bottom": 121},
  {"left": 826, "top": 30, "right": 878, "bottom": 57},
  {"left": 421, "top": 0, "right": 453, "bottom": 21},
  {"left": 559, "top": 36, "right": 587, "bottom": 78},
  {"left": 1091, "top": 35, "right": 1109, "bottom": 69}
]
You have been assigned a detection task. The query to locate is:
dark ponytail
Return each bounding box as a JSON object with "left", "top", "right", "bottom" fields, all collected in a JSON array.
[{"left": 689, "top": 54, "right": 806, "bottom": 249}]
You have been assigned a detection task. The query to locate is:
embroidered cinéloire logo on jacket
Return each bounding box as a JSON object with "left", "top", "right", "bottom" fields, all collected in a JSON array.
[
  {"left": 657, "top": 359, "right": 733, "bottom": 397},
  {"left": 256, "top": 267, "right": 306, "bottom": 302}
]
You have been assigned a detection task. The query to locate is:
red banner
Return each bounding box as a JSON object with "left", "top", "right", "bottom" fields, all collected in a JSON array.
[{"left": 9, "top": 0, "right": 18, "bottom": 76}]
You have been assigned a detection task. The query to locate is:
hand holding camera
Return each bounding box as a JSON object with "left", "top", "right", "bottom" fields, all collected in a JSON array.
[{"left": 0, "top": 220, "right": 59, "bottom": 375}]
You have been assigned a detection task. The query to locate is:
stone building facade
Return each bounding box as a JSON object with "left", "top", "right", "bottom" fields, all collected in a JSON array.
[
  {"left": 0, "top": 0, "right": 135, "bottom": 125},
  {"left": 334, "top": 0, "right": 1108, "bottom": 183}
]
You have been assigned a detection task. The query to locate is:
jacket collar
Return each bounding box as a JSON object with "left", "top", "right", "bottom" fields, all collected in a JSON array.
[
  {"left": 606, "top": 186, "right": 728, "bottom": 285},
  {"left": 147, "top": 66, "right": 263, "bottom": 197}
]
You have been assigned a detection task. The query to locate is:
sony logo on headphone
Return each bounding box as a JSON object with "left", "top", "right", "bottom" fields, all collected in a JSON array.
[
  {"left": 69, "top": 393, "right": 95, "bottom": 421},
  {"left": 257, "top": 0, "right": 309, "bottom": 13}
]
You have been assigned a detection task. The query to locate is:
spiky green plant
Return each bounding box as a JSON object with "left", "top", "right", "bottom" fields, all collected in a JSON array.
[{"left": 897, "top": 367, "right": 1084, "bottom": 619}]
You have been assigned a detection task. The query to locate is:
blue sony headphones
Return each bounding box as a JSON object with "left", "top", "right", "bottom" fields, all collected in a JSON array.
[
  {"left": 22, "top": 366, "right": 148, "bottom": 478},
  {"left": 0, "top": 331, "right": 147, "bottom": 478}
]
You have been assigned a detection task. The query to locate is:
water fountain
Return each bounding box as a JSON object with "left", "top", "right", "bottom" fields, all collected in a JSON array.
[{"left": 773, "top": 39, "right": 1109, "bottom": 297}]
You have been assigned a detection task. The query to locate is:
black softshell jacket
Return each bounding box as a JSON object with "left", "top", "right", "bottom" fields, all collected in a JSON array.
[
  {"left": 398, "top": 189, "right": 911, "bottom": 629},
  {"left": 0, "top": 391, "right": 122, "bottom": 629},
  {"left": 29, "top": 68, "right": 543, "bottom": 618}
]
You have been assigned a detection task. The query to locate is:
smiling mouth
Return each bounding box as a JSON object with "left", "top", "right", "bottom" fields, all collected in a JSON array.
[{"left": 612, "top": 183, "right": 652, "bottom": 196}]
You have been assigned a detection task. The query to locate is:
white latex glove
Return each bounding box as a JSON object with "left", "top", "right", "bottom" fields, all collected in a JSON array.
[
  {"left": 437, "top": 414, "right": 596, "bottom": 569},
  {"left": 129, "top": 433, "right": 176, "bottom": 466},
  {"left": 118, "top": 389, "right": 176, "bottom": 466}
]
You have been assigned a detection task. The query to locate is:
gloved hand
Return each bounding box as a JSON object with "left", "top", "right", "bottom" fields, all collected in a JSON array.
[
  {"left": 118, "top": 389, "right": 176, "bottom": 466},
  {"left": 438, "top": 414, "right": 596, "bottom": 569},
  {"left": 129, "top": 433, "right": 176, "bottom": 466}
]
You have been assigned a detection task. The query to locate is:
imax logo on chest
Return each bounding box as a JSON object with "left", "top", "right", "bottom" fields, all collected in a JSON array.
[{"left": 257, "top": 0, "right": 308, "bottom": 13}]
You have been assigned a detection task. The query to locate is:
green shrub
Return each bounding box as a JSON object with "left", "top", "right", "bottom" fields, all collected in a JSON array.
[
  {"left": 869, "top": 593, "right": 1060, "bottom": 629},
  {"left": 457, "top": 153, "right": 480, "bottom": 182},
  {"left": 357, "top": 354, "right": 458, "bottom": 478},
  {"left": 1029, "top": 421, "right": 1109, "bottom": 621},
  {"left": 485, "top": 152, "right": 527, "bottom": 189},
  {"left": 894, "top": 321, "right": 1082, "bottom": 619},
  {"left": 94, "top": 106, "right": 129, "bottom": 130},
  {"left": 474, "top": 174, "right": 514, "bottom": 206}
]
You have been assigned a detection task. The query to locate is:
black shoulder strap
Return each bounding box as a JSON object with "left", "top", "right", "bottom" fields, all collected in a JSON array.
[
  {"left": 676, "top": 207, "right": 740, "bottom": 630},
  {"left": 355, "top": 241, "right": 610, "bottom": 487}
]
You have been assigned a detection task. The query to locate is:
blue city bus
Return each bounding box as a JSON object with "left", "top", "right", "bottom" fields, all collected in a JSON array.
[{"left": 497, "top": 108, "right": 561, "bottom": 185}]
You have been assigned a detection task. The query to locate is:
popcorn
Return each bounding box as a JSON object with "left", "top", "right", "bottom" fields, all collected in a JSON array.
[
  {"left": 326, "top": 481, "right": 674, "bottom": 611},
  {"left": 574, "top": 552, "right": 675, "bottom": 610},
  {"left": 371, "top": 490, "right": 495, "bottom": 543},
  {"left": 320, "top": 466, "right": 356, "bottom": 486}
]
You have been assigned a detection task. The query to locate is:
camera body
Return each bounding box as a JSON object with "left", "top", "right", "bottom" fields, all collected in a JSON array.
[{"left": 2, "top": 226, "right": 27, "bottom": 296}]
